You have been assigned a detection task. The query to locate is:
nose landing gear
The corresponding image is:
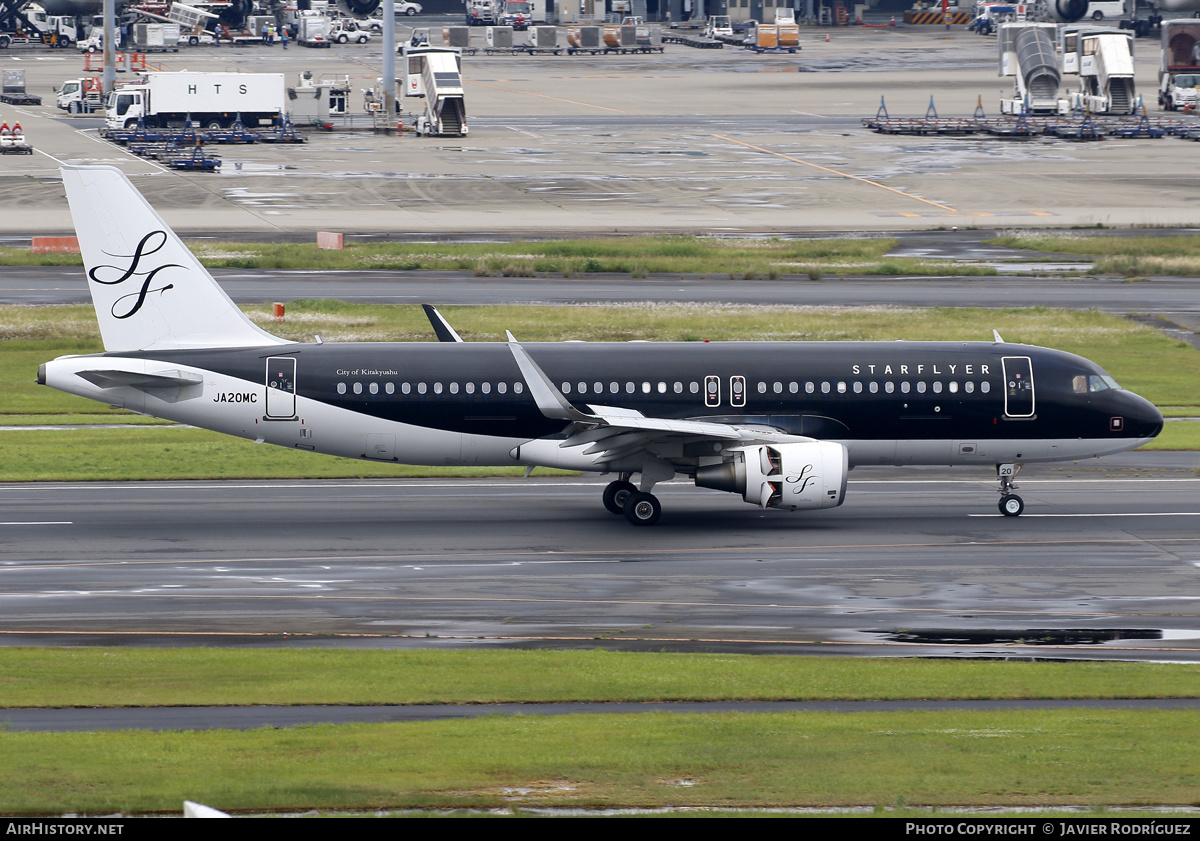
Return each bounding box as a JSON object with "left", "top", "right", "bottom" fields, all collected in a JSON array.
[{"left": 997, "top": 463, "right": 1024, "bottom": 517}]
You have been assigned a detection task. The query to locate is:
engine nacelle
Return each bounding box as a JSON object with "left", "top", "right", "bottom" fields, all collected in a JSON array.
[
  {"left": 337, "top": 0, "right": 382, "bottom": 17},
  {"left": 695, "top": 441, "right": 848, "bottom": 511},
  {"left": 1043, "top": 0, "right": 1089, "bottom": 22}
]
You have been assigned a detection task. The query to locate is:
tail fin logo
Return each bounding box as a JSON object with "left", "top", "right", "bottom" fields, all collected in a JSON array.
[{"left": 88, "top": 230, "right": 183, "bottom": 320}]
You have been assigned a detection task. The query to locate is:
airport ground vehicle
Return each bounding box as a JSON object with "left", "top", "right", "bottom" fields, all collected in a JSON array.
[
  {"left": 177, "top": 30, "right": 216, "bottom": 46},
  {"left": 55, "top": 76, "right": 103, "bottom": 112},
  {"left": 103, "top": 71, "right": 286, "bottom": 130},
  {"left": 1159, "top": 19, "right": 1200, "bottom": 109},
  {"left": 43, "top": 167, "right": 1164, "bottom": 526},
  {"left": 329, "top": 18, "right": 371, "bottom": 42},
  {"left": 297, "top": 14, "right": 332, "bottom": 47}
]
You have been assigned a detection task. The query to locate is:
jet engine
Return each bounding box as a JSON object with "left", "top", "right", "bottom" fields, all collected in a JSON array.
[
  {"left": 336, "top": 0, "right": 382, "bottom": 17},
  {"left": 1043, "top": 0, "right": 1089, "bottom": 22},
  {"left": 695, "top": 441, "right": 848, "bottom": 510}
]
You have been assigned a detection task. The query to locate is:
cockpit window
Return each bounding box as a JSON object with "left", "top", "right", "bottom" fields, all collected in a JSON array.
[{"left": 1074, "top": 374, "right": 1121, "bottom": 394}]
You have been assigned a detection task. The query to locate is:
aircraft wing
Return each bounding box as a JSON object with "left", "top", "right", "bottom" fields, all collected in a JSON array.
[{"left": 507, "top": 334, "right": 812, "bottom": 465}]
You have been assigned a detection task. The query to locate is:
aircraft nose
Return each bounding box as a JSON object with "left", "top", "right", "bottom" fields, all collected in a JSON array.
[{"left": 1118, "top": 391, "right": 1163, "bottom": 440}]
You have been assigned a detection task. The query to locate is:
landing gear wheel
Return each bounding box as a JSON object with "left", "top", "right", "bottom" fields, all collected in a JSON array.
[
  {"left": 999, "top": 494, "right": 1024, "bottom": 517},
  {"left": 602, "top": 480, "right": 637, "bottom": 515},
  {"left": 623, "top": 491, "right": 661, "bottom": 526}
]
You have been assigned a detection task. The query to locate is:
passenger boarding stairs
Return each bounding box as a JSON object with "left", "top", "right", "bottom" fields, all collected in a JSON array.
[
  {"left": 404, "top": 45, "right": 469, "bottom": 137},
  {"left": 999, "top": 23, "right": 1066, "bottom": 115},
  {"left": 1063, "top": 27, "right": 1137, "bottom": 115}
]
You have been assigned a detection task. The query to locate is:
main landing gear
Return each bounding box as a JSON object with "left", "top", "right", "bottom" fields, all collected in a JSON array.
[
  {"left": 997, "top": 463, "right": 1024, "bottom": 517},
  {"left": 603, "top": 477, "right": 662, "bottom": 526}
]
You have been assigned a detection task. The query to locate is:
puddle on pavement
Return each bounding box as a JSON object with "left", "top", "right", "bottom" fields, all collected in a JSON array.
[{"left": 879, "top": 628, "right": 1165, "bottom": 645}]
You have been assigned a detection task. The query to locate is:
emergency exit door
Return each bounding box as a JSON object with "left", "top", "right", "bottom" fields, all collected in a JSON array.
[
  {"left": 1002, "top": 356, "right": 1035, "bottom": 418},
  {"left": 266, "top": 356, "right": 297, "bottom": 418}
]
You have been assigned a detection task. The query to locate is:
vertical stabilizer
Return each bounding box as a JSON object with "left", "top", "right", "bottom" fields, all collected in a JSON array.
[{"left": 61, "top": 166, "right": 287, "bottom": 352}]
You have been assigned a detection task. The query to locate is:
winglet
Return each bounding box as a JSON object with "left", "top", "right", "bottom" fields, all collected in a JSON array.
[
  {"left": 506, "top": 333, "right": 594, "bottom": 423},
  {"left": 422, "top": 304, "right": 464, "bottom": 343},
  {"left": 993, "top": 329, "right": 1004, "bottom": 343}
]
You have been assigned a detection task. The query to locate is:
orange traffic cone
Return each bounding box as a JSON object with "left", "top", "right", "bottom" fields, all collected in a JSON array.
[{"left": 824, "top": 32, "right": 830, "bottom": 41}]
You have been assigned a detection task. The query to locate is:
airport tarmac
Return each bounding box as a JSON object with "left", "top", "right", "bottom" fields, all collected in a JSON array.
[
  {"left": 2, "top": 23, "right": 1199, "bottom": 235},
  {"left": 2, "top": 458, "right": 1199, "bottom": 661}
]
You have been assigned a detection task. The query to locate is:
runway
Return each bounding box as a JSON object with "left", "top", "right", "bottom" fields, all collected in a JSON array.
[
  {"left": 3, "top": 456, "right": 1199, "bottom": 661},
  {"left": 6, "top": 265, "right": 1200, "bottom": 315}
]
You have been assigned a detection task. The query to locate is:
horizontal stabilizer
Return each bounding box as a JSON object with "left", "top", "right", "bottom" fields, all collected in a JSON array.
[{"left": 77, "top": 368, "right": 205, "bottom": 391}]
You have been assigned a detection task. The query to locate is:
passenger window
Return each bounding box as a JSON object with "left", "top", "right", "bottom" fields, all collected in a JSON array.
[
  {"left": 789, "top": 382, "right": 798, "bottom": 394},
  {"left": 981, "top": 382, "right": 991, "bottom": 394},
  {"left": 514, "top": 382, "right": 523, "bottom": 394},
  {"left": 965, "top": 382, "right": 974, "bottom": 394},
  {"left": 900, "top": 382, "right": 910, "bottom": 394},
  {"left": 773, "top": 382, "right": 782, "bottom": 394},
  {"left": 466, "top": 382, "right": 475, "bottom": 394},
  {"left": 917, "top": 382, "right": 926, "bottom": 394},
  {"left": 418, "top": 382, "right": 427, "bottom": 394},
  {"left": 402, "top": 382, "right": 411, "bottom": 395},
  {"left": 498, "top": 382, "right": 507, "bottom": 394},
  {"left": 821, "top": 382, "right": 830, "bottom": 394},
  {"left": 932, "top": 382, "right": 942, "bottom": 394},
  {"left": 434, "top": 383, "right": 443, "bottom": 394},
  {"left": 885, "top": 382, "right": 894, "bottom": 394},
  {"left": 853, "top": 382, "right": 862, "bottom": 394},
  {"left": 805, "top": 382, "right": 815, "bottom": 394},
  {"left": 386, "top": 383, "right": 395, "bottom": 395},
  {"left": 369, "top": 383, "right": 379, "bottom": 395},
  {"left": 337, "top": 382, "right": 346, "bottom": 395},
  {"left": 562, "top": 382, "right": 571, "bottom": 394},
  {"left": 353, "top": 383, "right": 362, "bottom": 395},
  {"left": 869, "top": 382, "right": 878, "bottom": 394},
  {"left": 481, "top": 383, "right": 490, "bottom": 394},
  {"left": 837, "top": 381, "right": 846, "bottom": 394}
]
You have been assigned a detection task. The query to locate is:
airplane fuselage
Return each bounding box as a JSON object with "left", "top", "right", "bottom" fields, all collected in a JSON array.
[{"left": 41, "top": 339, "right": 1163, "bottom": 474}]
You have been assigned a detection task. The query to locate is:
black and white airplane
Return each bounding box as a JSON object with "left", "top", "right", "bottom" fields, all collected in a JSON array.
[{"left": 39, "top": 166, "right": 1163, "bottom": 525}]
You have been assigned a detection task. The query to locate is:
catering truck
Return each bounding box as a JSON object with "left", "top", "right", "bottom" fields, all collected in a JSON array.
[{"left": 104, "top": 71, "right": 287, "bottom": 130}]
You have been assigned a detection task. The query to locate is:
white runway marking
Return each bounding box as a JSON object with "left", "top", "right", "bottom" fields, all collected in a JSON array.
[
  {"left": 969, "top": 512, "right": 1200, "bottom": 518},
  {"left": 1, "top": 521, "right": 72, "bottom": 526}
]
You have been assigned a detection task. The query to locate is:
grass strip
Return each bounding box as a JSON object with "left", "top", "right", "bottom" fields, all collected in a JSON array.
[
  {"left": 0, "top": 236, "right": 998, "bottom": 277},
  {"left": 987, "top": 234, "right": 1200, "bottom": 278},
  {"left": 2, "top": 650, "right": 1199, "bottom": 708},
  {"left": 2, "top": 710, "right": 1199, "bottom": 813}
]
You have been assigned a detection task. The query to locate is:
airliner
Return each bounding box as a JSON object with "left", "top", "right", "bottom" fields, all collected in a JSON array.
[{"left": 39, "top": 166, "right": 1163, "bottom": 525}]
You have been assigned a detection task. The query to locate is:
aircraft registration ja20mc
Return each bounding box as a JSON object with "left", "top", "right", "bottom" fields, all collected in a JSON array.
[{"left": 40, "top": 166, "right": 1163, "bottom": 525}]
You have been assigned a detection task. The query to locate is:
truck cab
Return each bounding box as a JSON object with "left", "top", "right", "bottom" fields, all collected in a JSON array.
[{"left": 1161, "top": 72, "right": 1200, "bottom": 110}]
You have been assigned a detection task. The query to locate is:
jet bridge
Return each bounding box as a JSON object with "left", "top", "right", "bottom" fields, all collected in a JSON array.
[
  {"left": 999, "top": 22, "right": 1067, "bottom": 115},
  {"left": 403, "top": 44, "right": 467, "bottom": 137},
  {"left": 1062, "top": 26, "right": 1137, "bottom": 114}
]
